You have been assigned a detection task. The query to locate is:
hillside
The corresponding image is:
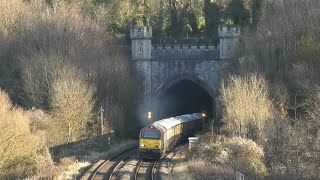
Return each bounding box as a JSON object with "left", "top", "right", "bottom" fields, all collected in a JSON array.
[{"left": 0, "top": 0, "right": 319, "bottom": 179}]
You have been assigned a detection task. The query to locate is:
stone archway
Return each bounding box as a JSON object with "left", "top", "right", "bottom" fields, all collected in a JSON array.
[
  {"left": 154, "top": 73, "right": 215, "bottom": 98},
  {"left": 152, "top": 74, "right": 216, "bottom": 120}
]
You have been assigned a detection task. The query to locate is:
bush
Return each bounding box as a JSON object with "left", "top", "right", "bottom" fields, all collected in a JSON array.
[
  {"left": 190, "top": 142, "right": 224, "bottom": 164},
  {"left": 0, "top": 89, "right": 55, "bottom": 179},
  {"left": 58, "top": 156, "right": 76, "bottom": 171},
  {"left": 263, "top": 90, "right": 320, "bottom": 179},
  {"left": 188, "top": 160, "right": 234, "bottom": 180},
  {"left": 225, "top": 137, "right": 267, "bottom": 178},
  {"left": 189, "top": 135, "right": 267, "bottom": 179},
  {"left": 220, "top": 73, "right": 273, "bottom": 140}
]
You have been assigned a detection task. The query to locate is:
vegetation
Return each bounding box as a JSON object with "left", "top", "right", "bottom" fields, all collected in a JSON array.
[
  {"left": 220, "top": 73, "right": 273, "bottom": 140},
  {"left": 0, "top": 0, "right": 137, "bottom": 178},
  {"left": 1, "top": 0, "right": 320, "bottom": 179},
  {"left": 0, "top": 89, "right": 57, "bottom": 179},
  {"left": 187, "top": 0, "right": 320, "bottom": 179},
  {"left": 82, "top": 0, "right": 267, "bottom": 43},
  {"left": 189, "top": 135, "right": 266, "bottom": 179}
]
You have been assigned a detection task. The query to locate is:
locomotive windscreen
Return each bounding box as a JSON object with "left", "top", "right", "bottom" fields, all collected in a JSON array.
[{"left": 143, "top": 129, "right": 160, "bottom": 139}]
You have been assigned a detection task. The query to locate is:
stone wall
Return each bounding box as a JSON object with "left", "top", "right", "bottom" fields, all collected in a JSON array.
[
  {"left": 131, "top": 26, "right": 239, "bottom": 120},
  {"left": 150, "top": 60, "right": 220, "bottom": 96},
  {"left": 151, "top": 47, "right": 220, "bottom": 61}
]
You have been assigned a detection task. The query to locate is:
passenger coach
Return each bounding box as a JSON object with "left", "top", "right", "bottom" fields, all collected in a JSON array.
[{"left": 139, "top": 113, "right": 205, "bottom": 159}]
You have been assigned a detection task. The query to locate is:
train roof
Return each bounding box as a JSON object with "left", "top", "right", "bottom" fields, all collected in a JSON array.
[
  {"left": 153, "top": 117, "right": 180, "bottom": 130},
  {"left": 153, "top": 113, "right": 202, "bottom": 130}
]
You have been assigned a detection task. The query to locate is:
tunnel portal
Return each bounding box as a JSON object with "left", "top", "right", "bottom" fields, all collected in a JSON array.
[{"left": 155, "top": 79, "right": 214, "bottom": 120}]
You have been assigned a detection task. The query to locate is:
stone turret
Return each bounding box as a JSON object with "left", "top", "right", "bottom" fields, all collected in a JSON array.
[
  {"left": 218, "top": 26, "right": 240, "bottom": 59},
  {"left": 130, "top": 26, "right": 152, "bottom": 60},
  {"left": 131, "top": 26, "right": 153, "bottom": 121}
]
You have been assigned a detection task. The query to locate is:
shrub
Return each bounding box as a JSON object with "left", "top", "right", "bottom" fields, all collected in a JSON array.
[
  {"left": 58, "top": 156, "right": 77, "bottom": 171},
  {"left": 264, "top": 90, "right": 320, "bottom": 179},
  {"left": 188, "top": 160, "right": 234, "bottom": 180},
  {"left": 225, "top": 137, "right": 267, "bottom": 178},
  {"left": 0, "top": 89, "right": 55, "bottom": 179},
  {"left": 190, "top": 142, "right": 224, "bottom": 163},
  {"left": 189, "top": 135, "right": 267, "bottom": 179},
  {"left": 0, "top": 0, "right": 42, "bottom": 38},
  {"left": 220, "top": 73, "right": 273, "bottom": 140}
]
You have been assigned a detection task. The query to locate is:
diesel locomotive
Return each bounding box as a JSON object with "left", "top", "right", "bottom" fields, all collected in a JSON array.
[{"left": 139, "top": 113, "right": 206, "bottom": 159}]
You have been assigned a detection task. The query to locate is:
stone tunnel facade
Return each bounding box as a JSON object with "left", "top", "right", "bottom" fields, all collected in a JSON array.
[{"left": 131, "top": 26, "right": 240, "bottom": 121}]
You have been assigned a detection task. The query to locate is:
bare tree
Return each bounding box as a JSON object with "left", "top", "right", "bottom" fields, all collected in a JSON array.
[
  {"left": 50, "top": 65, "right": 95, "bottom": 144},
  {"left": 219, "top": 73, "right": 273, "bottom": 140}
]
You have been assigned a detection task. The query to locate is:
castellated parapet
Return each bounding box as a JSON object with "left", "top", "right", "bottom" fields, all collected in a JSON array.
[
  {"left": 130, "top": 26, "right": 152, "bottom": 39},
  {"left": 131, "top": 26, "right": 239, "bottom": 61},
  {"left": 218, "top": 26, "right": 240, "bottom": 59},
  {"left": 131, "top": 26, "right": 240, "bottom": 121},
  {"left": 131, "top": 26, "right": 152, "bottom": 60},
  {"left": 218, "top": 26, "right": 241, "bottom": 38},
  {"left": 151, "top": 44, "right": 220, "bottom": 60}
]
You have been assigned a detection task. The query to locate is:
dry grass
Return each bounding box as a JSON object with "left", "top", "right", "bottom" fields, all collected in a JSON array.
[
  {"left": 189, "top": 135, "right": 267, "bottom": 179},
  {"left": 169, "top": 150, "right": 194, "bottom": 180},
  {"left": 189, "top": 161, "right": 234, "bottom": 180},
  {"left": 56, "top": 139, "right": 137, "bottom": 179},
  {"left": 59, "top": 156, "right": 77, "bottom": 171}
]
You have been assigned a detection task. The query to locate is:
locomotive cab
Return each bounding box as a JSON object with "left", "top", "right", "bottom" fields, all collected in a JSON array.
[{"left": 139, "top": 125, "right": 164, "bottom": 159}]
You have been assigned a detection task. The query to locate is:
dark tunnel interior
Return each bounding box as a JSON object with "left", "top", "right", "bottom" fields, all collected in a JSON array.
[{"left": 155, "top": 79, "right": 214, "bottom": 120}]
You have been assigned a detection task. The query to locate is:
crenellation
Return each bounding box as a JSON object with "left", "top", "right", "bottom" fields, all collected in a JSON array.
[
  {"left": 219, "top": 26, "right": 240, "bottom": 59},
  {"left": 165, "top": 45, "right": 171, "bottom": 50},
  {"left": 192, "top": 46, "right": 199, "bottom": 50},
  {"left": 130, "top": 26, "right": 152, "bottom": 39},
  {"left": 131, "top": 25, "right": 239, "bottom": 122},
  {"left": 148, "top": 43, "right": 221, "bottom": 60},
  {"left": 152, "top": 48, "right": 220, "bottom": 60},
  {"left": 174, "top": 45, "right": 180, "bottom": 50},
  {"left": 218, "top": 26, "right": 241, "bottom": 38},
  {"left": 131, "top": 26, "right": 152, "bottom": 60},
  {"left": 208, "top": 45, "right": 215, "bottom": 50},
  {"left": 153, "top": 43, "right": 219, "bottom": 51}
]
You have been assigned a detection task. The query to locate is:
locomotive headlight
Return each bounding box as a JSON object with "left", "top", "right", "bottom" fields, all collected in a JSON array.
[{"left": 140, "top": 144, "right": 145, "bottom": 147}]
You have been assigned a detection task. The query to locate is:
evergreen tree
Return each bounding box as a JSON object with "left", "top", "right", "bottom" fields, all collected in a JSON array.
[
  {"left": 251, "top": 0, "right": 263, "bottom": 27},
  {"left": 227, "top": 0, "right": 250, "bottom": 26},
  {"left": 203, "top": 0, "right": 221, "bottom": 42}
]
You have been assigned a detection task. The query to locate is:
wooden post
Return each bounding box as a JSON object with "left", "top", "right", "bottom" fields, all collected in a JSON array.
[{"left": 100, "top": 106, "right": 104, "bottom": 136}]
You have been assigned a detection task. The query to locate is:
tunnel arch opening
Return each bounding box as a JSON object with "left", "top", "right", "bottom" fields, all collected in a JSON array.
[{"left": 153, "top": 75, "right": 216, "bottom": 120}]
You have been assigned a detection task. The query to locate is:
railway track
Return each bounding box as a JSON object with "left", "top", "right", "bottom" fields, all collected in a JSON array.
[
  {"left": 86, "top": 146, "right": 138, "bottom": 180},
  {"left": 134, "top": 159, "right": 157, "bottom": 180},
  {"left": 134, "top": 144, "right": 187, "bottom": 180},
  {"left": 81, "top": 144, "right": 187, "bottom": 180}
]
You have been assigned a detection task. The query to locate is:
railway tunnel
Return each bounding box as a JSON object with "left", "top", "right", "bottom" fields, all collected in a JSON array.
[{"left": 154, "top": 78, "right": 215, "bottom": 120}]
